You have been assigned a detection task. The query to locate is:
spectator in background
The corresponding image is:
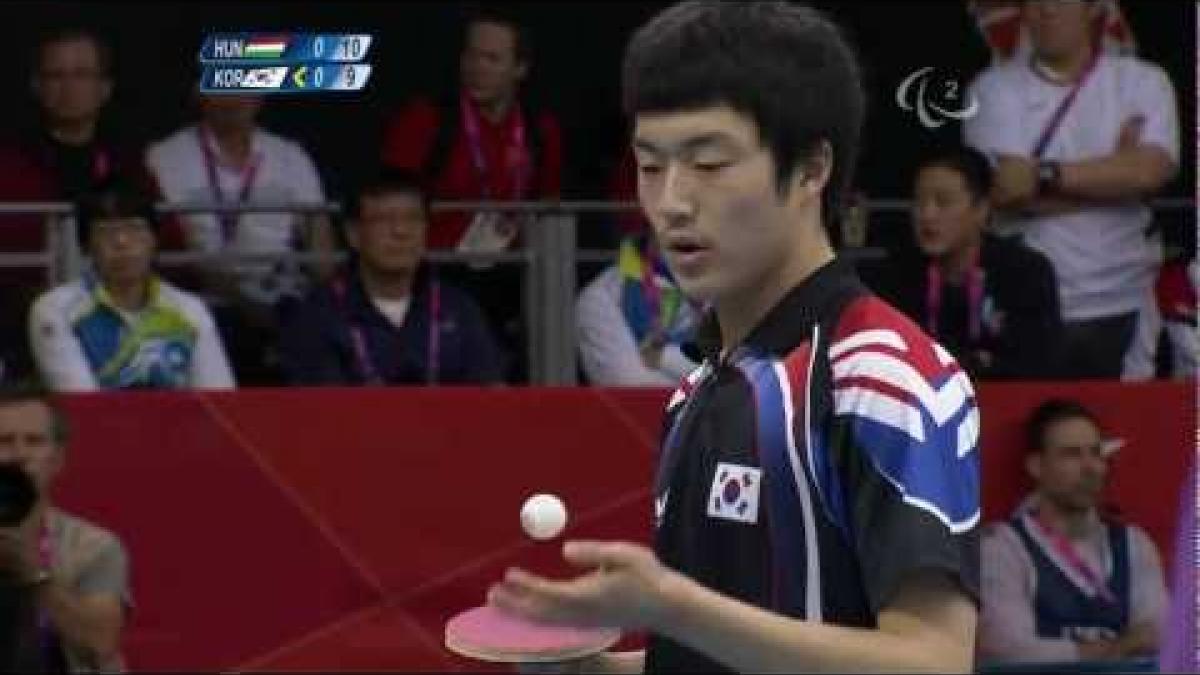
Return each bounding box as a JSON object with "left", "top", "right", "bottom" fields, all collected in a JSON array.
[
  {"left": 576, "top": 234, "right": 700, "bottom": 386},
  {"left": 0, "top": 381, "right": 131, "bottom": 672},
  {"left": 963, "top": 0, "right": 1180, "bottom": 380},
  {"left": 28, "top": 177, "right": 234, "bottom": 391},
  {"left": 872, "top": 145, "right": 1062, "bottom": 380},
  {"left": 0, "top": 27, "right": 157, "bottom": 385},
  {"left": 280, "top": 169, "right": 503, "bottom": 386},
  {"left": 380, "top": 8, "right": 563, "bottom": 382},
  {"left": 145, "top": 93, "right": 334, "bottom": 385},
  {"left": 978, "top": 399, "right": 1167, "bottom": 665},
  {"left": 381, "top": 7, "right": 562, "bottom": 252}
]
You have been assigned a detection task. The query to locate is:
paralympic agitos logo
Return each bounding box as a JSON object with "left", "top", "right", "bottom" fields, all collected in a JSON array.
[{"left": 895, "top": 67, "right": 979, "bottom": 129}]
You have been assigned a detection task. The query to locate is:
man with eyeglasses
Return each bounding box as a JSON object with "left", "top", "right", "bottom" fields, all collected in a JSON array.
[{"left": 0, "top": 27, "right": 160, "bottom": 389}]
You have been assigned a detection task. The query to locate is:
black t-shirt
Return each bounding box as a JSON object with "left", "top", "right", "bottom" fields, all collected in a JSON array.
[
  {"left": 868, "top": 234, "right": 1064, "bottom": 380},
  {"left": 646, "top": 258, "right": 981, "bottom": 673}
]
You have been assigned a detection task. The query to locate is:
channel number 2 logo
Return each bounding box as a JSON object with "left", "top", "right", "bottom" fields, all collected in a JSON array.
[{"left": 896, "top": 67, "right": 979, "bottom": 129}]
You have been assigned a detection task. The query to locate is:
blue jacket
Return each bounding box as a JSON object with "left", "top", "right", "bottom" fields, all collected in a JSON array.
[{"left": 279, "top": 264, "right": 504, "bottom": 385}]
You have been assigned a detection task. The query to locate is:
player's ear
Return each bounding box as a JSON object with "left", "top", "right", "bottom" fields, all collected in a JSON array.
[
  {"left": 1025, "top": 452, "right": 1043, "bottom": 483},
  {"left": 785, "top": 140, "right": 833, "bottom": 201}
]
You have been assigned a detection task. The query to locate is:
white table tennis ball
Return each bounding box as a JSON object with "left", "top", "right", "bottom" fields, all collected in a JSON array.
[{"left": 521, "top": 493, "right": 568, "bottom": 540}]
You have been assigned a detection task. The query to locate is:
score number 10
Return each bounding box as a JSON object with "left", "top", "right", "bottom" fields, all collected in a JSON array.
[{"left": 309, "top": 34, "right": 372, "bottom": 62}]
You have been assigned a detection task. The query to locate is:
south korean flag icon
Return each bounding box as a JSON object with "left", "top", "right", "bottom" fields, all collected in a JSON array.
[{"left": 707, "top": 462, "right": 762, "bottom": 525}]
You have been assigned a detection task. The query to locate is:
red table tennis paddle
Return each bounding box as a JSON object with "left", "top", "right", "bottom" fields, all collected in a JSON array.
[{"left": 444, "top": 605, "right": 621, "bottom": 663}]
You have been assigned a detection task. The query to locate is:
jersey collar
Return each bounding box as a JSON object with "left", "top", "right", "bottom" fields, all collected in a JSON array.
[{"left": 695, "top": 256, "right": 863, "bottom": 361}]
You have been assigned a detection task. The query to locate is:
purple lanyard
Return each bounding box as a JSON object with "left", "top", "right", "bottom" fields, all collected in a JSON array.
[
  {"left": 459, "top": 90, "right": 530, "bottom": 199},
  {"left": 926, "top": 253, "right": 985, "bottom": 344},
  {"left": 36, "top": 521, "right": 56, "bottom": 657},
  {"left": 1031, "top": 49, "right": 1102, "bottom": 159},
  {"left": 1027, "top": 509, "right": 1117, "bottom": 604},
  {"left": 335, "top": 276, "right": 441, "bottom": 385},
  {"left": 197, "top": 127, "right": 263, "bottom": 245}
]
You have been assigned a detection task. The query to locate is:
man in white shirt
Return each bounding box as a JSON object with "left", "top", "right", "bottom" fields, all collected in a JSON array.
[
  {"left": 963, "top": 0, "right": 1179, "bottom": 380},
  {"left": 145, "top": 93, "right": 334, "bottom": 383},
  {"left": 978, "top": 398, "right": 1166, "bottom": 665},
  {"left": 27, "top": 177, "right": 234, "bottom": 391},
  {"left": 576, "top": 235, "right": 700, "bottom": 386}
]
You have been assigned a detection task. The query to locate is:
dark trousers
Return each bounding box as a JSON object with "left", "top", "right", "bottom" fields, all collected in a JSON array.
[
  {"left": 1058, "top": 312, "right": 1138, "bottom": 379},
  {"left": 0, "top": 583, "right": 43, "bottom": 672}
]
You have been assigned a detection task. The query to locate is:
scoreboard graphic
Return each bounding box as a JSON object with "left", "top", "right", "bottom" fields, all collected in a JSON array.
[{"left": 199, "top": 33, "right": 373, "bottom": 94}]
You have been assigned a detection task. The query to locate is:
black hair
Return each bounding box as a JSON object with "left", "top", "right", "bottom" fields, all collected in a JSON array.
[
  {"left": 0, "top": 378, "right": 70, "bottom": 447},
  {"left": 1025, "top": 398, "right": 1101, "bottom": 455},
  {"left": 463, "top": 5, "right": 532, "bottom": 63},
  {"left": 75, "top": 175, "right": 159, "bottom": 250},
  {"left": 915, "top": 143, "right": 994, "bottom": 204},
  {"left": 349, "top": 166, "right": 432, "bottom": 222},
  {"left": 33, "top": 25, "right": 113, "bottom": 77},
  {"left": 622, "top": 1, "right": 866, "bottom": 233}
]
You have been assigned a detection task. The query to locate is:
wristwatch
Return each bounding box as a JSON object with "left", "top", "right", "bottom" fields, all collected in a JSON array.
[{"left": 1036, "top": 160, "right": 1062, "bottom": 195}]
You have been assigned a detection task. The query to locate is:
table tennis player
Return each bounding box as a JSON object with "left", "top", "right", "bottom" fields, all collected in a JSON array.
[{"left": 487, "top": 2, "right": 982, "bottom": 672}]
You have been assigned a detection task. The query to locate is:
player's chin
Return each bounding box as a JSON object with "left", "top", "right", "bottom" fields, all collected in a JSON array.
[{"left": 671, "top": 272, "right": 724, "bottom": 305}]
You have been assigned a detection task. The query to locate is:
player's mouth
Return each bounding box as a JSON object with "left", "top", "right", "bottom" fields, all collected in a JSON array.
[{"left": 662, "top": 235, "right": 714, "bottom": 274}]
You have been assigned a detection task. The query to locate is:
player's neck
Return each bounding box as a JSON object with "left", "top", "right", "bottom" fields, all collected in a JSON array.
[
  {"left": 715, "top": 225, "right": 835, "bottom": 351},
  {"left": 104, "top": 277, "right": 151, "bottom": 312},
  {"left": 1035, "top": 43, "right": 1095, "bottom": 84},
  {"left": 205, "top": 122, "right": 255, "bottom": 166},
  {"left": 1036, "top": 495, "right": 1094, "bottom": 540},
  {"left": 936, "top": 240, "right": 981, "bottom": 286},
  {"left": 47, "top": 117, "right": 97, "bottom": 147},
  {"left": 360, "top": 264, "right": 414, "bottom": 301}
]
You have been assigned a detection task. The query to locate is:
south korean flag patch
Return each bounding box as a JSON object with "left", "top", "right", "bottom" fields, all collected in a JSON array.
[{"left": 707, "top": 462, "right": 762, "bottom": 524}]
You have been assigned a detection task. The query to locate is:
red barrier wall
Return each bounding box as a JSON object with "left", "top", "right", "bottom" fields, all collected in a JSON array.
[{"left": 47, "top": 383, "right": 1192, "bottom": 671}]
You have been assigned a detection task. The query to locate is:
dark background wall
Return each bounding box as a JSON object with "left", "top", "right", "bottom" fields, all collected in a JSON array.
[{"left": 2, "top": 1, "right": 1194, "bottom": 234}]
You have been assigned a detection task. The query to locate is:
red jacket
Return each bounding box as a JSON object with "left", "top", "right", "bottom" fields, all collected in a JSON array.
[{"left": 380, "top": 95, "right": 562, "bottom": 249}]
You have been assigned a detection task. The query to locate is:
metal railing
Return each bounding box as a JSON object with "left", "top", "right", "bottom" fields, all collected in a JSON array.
[{"left": 0, "top": 197, "right": 1194, "bottom": 385}]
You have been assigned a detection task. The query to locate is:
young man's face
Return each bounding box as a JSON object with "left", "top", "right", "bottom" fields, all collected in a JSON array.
[
  {"left": 1024, "top": 0, "right": 1097, "bottom": 63},
  {"left": 89, "top": 216, "right": 156, "bottom": 289},
  {"left": 0, "top": 401, "right": 63, "bottom": 499},
  {"left": 911, "top": 165, "right": 987, "bottom": 259},
  {"left": 349, "top": 192, "right": 428, "bottom": 275},
  {"left": 460, "top": 21, "right": 527, "bottom": 108},
  {"left": 1027, "top": 415, "right": 1110, "bottom": 514},
  {"left": 33, "top": 37, "right": 112, "bottom": 128},
  {"left": 632, "top": 105, "right": 805, "bottom": 304}
]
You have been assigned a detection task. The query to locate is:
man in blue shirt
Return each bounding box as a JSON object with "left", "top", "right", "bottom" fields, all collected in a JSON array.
[{"left": 280, "top": 168, "right": 504, "bottom": 386}]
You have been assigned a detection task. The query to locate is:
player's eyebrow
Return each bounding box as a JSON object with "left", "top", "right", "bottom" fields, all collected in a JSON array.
[{"left": 632, "top": 132, "right": 737, "bottom": 158}]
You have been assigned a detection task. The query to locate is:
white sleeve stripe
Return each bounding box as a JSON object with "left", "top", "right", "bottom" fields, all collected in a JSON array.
[
  {"left": 829, "top": 329, "right": 908, "bottom": 360},
  {"left": 832, "top": 351, "right": 974, "bottom": 425},
  {"left": 834, "top": 385, "right": 927, "bottom": 443},
  {"left": 958, "top": 406, "right": 981, "bottom": 458}
]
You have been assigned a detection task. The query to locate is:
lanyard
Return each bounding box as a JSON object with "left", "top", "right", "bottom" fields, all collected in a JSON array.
[
  {"left": 197, "top": 126, "right": 263, "bottom": 245},
  {"left": 459, "top": 90, "right": 530, "bottom": 199},
  {"left": 35, "top": 519, "right": 57, "bottom": 662},
  {"left": 926, "top": 250, "right": 985, "bottom": 344},
  {"left": 335, "top": 275, "right": 442, "bottom": 385},
  {"left": 1027, "top": 508, "right": 1117, "bottom": 604},
  {"left": 1031, "top": 48, "right": 1102, "bottom": 159}
]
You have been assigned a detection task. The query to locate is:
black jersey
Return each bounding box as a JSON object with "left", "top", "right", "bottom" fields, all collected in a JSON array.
[{"left": 646, "top": 258, "right": 981, "bottom": 673}]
